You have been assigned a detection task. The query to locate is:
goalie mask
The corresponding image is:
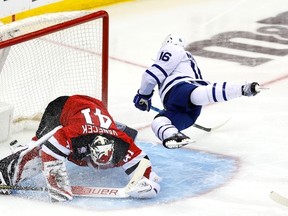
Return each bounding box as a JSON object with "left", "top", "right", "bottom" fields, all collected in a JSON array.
[
  {"left": 89, "top": 135, "right": 115, "bottom": 165},
  {"left": 162, "top": 34, "right": 185, "bottom": 48}
]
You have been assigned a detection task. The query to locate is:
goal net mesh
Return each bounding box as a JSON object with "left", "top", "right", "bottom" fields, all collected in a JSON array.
[{"left": 0, "top": 10, "right": 108, "bottom": 130}]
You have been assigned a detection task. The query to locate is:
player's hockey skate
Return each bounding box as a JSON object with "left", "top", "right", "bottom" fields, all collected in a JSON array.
[
  {"left": 163, "top": 132, "right": 195, "bottom": 149},
  {"left": 242, "top": 82, "right": 260, "bottom": 96}
]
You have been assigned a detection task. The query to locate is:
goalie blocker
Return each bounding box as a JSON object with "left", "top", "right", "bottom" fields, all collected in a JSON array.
[{"left": 0, "top": 95, "right": 161, "bottom": 201}]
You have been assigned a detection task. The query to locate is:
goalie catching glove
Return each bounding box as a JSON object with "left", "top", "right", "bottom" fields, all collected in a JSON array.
[
  {"left": 42, "top": 160, "right": 72, "bottom": 202},
  {"left": 126, "top": 175, "right": 161, "bottom": 199}
]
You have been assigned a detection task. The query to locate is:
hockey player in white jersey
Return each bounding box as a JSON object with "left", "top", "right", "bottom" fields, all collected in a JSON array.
[{"left": 133, "top": 34, "right": 261, "bottom": 149}]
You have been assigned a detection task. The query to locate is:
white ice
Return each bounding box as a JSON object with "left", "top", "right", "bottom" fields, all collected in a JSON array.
[{"left": 1, "top": 0, "right": 288, "bottom": 215}]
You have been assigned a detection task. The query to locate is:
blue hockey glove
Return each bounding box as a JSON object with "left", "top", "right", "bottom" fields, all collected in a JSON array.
[{"left": 133, "top": 90, "right": 154, "bottom": 111}]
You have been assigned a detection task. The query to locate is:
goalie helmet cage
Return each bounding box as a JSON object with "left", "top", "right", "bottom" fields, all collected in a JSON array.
[{"left": 0, "top": 10, "right": 109, "bottom": 129}]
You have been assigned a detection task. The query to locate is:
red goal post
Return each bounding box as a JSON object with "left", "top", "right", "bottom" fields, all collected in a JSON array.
[{"left": 0, "top": 10, "right": 109, "bottom": 130}]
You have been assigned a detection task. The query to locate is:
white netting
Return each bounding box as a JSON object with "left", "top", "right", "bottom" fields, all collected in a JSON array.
[{"left": 0, "top": 11, "right": 108, "bottom": 130}]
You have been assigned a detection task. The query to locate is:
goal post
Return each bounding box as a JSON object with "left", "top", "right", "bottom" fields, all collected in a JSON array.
[{"left": 0, "top": 10, "right": 109, "bottom": 133}]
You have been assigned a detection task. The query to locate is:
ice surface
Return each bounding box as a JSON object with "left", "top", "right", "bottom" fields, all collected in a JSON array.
[{"left": 1, "top": 0, "right": 288, "bottom": 215}]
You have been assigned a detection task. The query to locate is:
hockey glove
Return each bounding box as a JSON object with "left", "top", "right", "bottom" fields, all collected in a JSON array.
[
  {"left": 42, "top": 160, "right": 72, "bottom": 202},
  {"left": 133, "top": 90, "right": 154, "bottom": 111},
  {"left": 126, "top": 177, "right": 160, "bottom": 199}
]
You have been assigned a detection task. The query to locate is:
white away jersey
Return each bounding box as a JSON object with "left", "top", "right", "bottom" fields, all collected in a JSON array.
[{"left": 139, "top": 44, "right": 204, "bottom": 102}]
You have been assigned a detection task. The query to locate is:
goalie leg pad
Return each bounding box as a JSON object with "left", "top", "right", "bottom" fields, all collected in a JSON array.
[
  {"left": 42, "top": 160, "right": 72, "bottom": 202},
  {"left": 0, "top": 150, "right": 22, "bottom": 194},
  {"left": 0, "top": 169, "right": 12, "bottom": 195},
  {"left": 0, "top": 146, "right": 43, "bottom": 195},
  {"left": 13, "top": 146, "right": 42, "bottom": 184}
]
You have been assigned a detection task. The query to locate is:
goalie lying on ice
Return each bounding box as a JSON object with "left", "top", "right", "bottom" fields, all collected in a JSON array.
[{"left": 0, "top": 95, "right": 161, "bottom": 202}]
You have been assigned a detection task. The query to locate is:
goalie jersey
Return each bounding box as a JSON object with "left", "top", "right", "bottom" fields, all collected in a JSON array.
[{"left": 40, "top": 95, "right": 150, "bottom": 176}]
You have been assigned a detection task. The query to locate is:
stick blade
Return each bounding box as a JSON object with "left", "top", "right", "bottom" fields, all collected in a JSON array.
[
  {"left": 164, "top": 139, "right": 196, "bottom": 149},
  {"left": 270, "top": 191, "right": 288, "bottom": 207}
]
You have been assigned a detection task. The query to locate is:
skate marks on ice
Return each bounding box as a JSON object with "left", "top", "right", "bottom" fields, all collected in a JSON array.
[{"left": 10, "top": 141, "right": 238, "bottom": 211}]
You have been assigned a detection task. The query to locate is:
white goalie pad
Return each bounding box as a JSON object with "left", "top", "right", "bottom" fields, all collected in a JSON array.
[
  {"left": 42, "top": 160, "right": 72, "bottom": 202},
  {"left": 12, "top": 147, "right": 42, "bottom": 184}
]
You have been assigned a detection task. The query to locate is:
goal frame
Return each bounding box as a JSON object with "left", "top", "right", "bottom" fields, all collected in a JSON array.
[{"left": 0, "top": 10, "right": 109, "bottom": 107}]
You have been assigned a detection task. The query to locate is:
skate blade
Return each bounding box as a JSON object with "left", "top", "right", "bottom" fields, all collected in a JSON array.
[{"left": 164, "top": 139, "right": 195, "bottom": 149}]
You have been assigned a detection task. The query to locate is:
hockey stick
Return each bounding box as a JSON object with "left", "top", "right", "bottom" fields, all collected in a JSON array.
[
  {"left": 151, "top": 106, "right": 230, "bottom": 132},
  {"left": 0, "top": 185, "right": 128, "bottom": 198},
  {"left": 28, "top": 125, "right": 63, "bottom": 149},
  {"left": 0, "top": 158, "right": 150, "bottom": 198},
  {"left": 73, "top": 158, "right": 149, "bottom": 198},
  {"left": 270, "top": 191, "right": 288, "bottom": 207},
  {"left": 10, "top": 125, "right": 63, "bottom": 153}
]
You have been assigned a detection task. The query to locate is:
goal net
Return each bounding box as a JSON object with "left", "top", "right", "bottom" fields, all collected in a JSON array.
[{"left": 0, "top": 10, "right": 109, "bottom": 132}]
